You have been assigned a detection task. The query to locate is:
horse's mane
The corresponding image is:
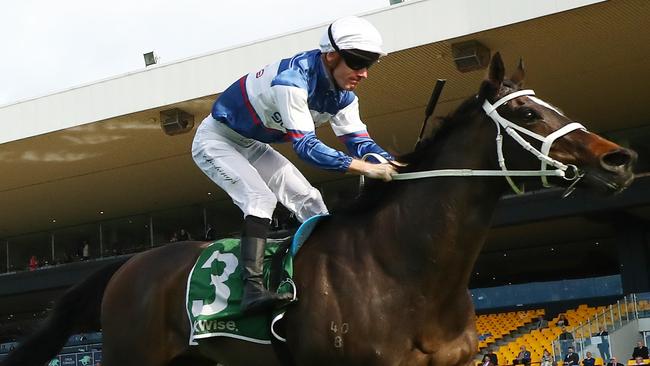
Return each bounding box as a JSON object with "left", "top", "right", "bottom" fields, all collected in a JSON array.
[
  {"left": 333, "top": 91, "right": 486, "bottom": 215},
  {"left": 333, "top": 79, "right": 521, "bottom": 215}
]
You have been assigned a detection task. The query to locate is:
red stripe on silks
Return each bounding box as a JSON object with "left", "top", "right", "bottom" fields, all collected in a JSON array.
[
  {"left": 239, "top": 76, "right": 262, "bottom": 126},
  {"left": 285, "top": 131, "right": 305, "bottom": 140},
  {"left": 338, "top": 132, "right": 370, "bottom": 142}
]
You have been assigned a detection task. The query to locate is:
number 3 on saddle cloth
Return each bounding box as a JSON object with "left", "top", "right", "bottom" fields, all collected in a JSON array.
[{"left": 185, "top": 214, "right": 327, "bottom": 345}]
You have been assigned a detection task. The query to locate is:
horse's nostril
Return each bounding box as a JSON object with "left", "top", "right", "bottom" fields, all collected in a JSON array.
[{"left": 601, "top": 149, "right": 636, "bottom": 170}]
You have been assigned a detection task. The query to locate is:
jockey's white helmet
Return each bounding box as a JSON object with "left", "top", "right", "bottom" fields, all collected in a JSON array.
[{"left": 319, "top": 16, "right": 387, "bottom": 57}]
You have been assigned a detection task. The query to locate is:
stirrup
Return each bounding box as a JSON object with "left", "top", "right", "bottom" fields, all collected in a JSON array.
[{"left": 241, "top": 288, "right": 292, "bottom": 314}]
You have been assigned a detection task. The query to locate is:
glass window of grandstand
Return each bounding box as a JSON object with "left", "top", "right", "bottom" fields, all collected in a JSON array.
[
  {"left": 204, "top": 201, "right": 245, "bottom": 239},
  {"left": 101, "top": 215, "right": 150, "bottom": 256},
  {"left": 6, "top": 232, "right": 52, "bottom": 272},
  {"left": 151, "top": 205, "right": 204, "bottom": 245},
  {"left": 53, "top": 223, "right": 100, "bottom": 264},
  {"left": 1, "top": 241, "right": 7, "bottom": 273}
]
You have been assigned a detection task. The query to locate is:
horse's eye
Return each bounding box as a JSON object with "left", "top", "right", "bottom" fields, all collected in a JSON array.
[{"left": 521, "top": 109, "right": 539, "bottom": 123}]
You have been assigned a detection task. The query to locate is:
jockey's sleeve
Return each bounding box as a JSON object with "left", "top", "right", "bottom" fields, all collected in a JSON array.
[
  {"left": 330, "top": 97, "right": 393, "bottom": 161},
  {"left": 272, "top": 84, "right": 353, "bottom": 172},
  {"left": 292, "top": 132, "right": 353, "bottom": 171}
]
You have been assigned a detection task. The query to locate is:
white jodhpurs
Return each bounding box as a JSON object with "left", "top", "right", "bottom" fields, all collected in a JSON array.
[{"left": 192, "top": 115, "right": 329, "bottom": 222}]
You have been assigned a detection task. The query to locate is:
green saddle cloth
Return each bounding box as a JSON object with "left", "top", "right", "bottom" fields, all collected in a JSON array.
[{"left": 186, "top": 238, "right": 293, "bottom": 345}]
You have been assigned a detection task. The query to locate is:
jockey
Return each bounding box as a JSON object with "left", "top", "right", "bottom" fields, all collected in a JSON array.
[{"left": 192, "top": 16, "right": 396, "bottom": 314}]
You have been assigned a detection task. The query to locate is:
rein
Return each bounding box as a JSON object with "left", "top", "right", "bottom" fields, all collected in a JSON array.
[{"left": 365, "top": 89, "right": 586, "bottom": 196}]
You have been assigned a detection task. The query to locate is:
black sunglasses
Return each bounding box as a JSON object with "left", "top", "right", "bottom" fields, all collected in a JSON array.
[
  {"left": 339, "top": 49, "right": 379, "bottom": 70},
  {"left": 327, "top": 25, "right": 380, "bottom": 70}
]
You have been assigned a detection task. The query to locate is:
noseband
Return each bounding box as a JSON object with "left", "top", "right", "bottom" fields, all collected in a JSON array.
[
  {"left": 363, "top": 89, "right": 586, "bottom": 196},
  {"left": 481, "top": 89, "right": 586, "bottom": 194}
]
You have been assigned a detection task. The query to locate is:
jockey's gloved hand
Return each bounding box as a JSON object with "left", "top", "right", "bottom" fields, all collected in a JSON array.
[
  {"left": 362, "top": 162, "right": 397, "bottom": 182},
  {"left": 348, "top": 159, "right": 398, "bottom": 182}
]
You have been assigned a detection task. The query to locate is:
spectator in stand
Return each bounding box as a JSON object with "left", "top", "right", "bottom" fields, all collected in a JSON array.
[
  {"left": 178, "top": 228, "right": 192, "bottom": 241},
  {"left": 560, "top": 327, "right": 575, "bottom": 358},
  {"left": 514, "top": 346, "right": 531, "bottom": 366},
  {"left": 486, "top": 348, "right": 499, "bottom": 366},
  {"left": 486, "top": 347, "right": 499, "bottom": 365},
  {"left": 565, "top": 347, "right": 580, "bottom": 366},
  {"left": 633, "top": 341, "right": 649, "bottom": 360},
  {"left": 482, "top": 354, "right": 496, "bottom": 366},
  {"left": 556, "top": 314, "right": 570, "bottom": 327},
  {"left": 169, "top": 232, "right": 179, "bottom": 242},
  {"left": 535, "top": 314, "right": 549, "bottom": 329},
  {"left": 81, "top": 240, "right": 90, "bottom": 260},
  {"left": 541, "top": 349, "right": 554, "bottom": 366},
  {"left": 583, "top": 351, "right": 596, "bottom": 366},
  {"left": 595, "top": 328, "right": 611, "bottom": 360},
  {"left": 205, "top": 224, "right": 216, "bottom": 241},
  {"left": 606, "top": 357, "right": 624, "bottom": 366},
  {"left": 633, "top": 357, "right": 647, "bottom": 365},
  {"left": 28, "top": 255, "right": 39, "bottom": 271}
]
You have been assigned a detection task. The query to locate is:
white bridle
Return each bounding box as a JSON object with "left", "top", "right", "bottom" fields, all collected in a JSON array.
[{"left": 364, "top": 89, "right": 587, "bottom": 195}]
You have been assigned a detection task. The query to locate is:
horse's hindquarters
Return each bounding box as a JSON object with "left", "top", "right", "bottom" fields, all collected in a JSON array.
[{"left": 101, "top": 242, "right": 208, "bottom": 366}]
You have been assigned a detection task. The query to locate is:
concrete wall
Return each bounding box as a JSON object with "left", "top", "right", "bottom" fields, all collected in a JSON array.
[
  {"left": 610, "top": 320, "right": 643, "bottom": 361},
  {"left": 638, "top": 318, "right": 650, "bottom": 332}
]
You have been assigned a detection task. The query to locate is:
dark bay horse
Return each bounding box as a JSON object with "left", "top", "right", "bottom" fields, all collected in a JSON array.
[{"left": 1, "top": 53, "right": 636, "bottom": 366}]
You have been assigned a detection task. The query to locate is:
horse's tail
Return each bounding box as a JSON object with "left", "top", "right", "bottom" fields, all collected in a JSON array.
[{"left": 0, "top": 259, "right": 126, "bottom": 366}]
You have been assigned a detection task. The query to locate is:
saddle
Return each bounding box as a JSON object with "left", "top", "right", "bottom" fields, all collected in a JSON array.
[
  {"left": 185, "top": 214, "right": 328, "bottom": 345},
  {"left": 269, "top": 214, "right": 328, "bottom": 293}
]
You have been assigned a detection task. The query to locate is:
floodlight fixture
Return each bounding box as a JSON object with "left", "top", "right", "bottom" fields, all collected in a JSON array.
[
  {"left": 451, "top": 40, "right": 491, "bottom": 72},
  {"left": 160, "top": 108, "right": 194, "bottom": 136},
  {"left": 143, "top": 51, "right": 158, "bottom": 67}
]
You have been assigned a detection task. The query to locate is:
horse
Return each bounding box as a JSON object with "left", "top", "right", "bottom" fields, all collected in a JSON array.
[{"left": 1, "top": 52, "right": 636, "bottom": 366}]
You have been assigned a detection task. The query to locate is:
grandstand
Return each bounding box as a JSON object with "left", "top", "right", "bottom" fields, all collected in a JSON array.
[
  {"left": 1, "top": 0, "right": 649, "bottom": 364},
  {"left": 472, "top": 294, "right": 650, "bottom": 366}
]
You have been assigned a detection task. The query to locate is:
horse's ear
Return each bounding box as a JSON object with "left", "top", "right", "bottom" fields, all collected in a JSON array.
[
  {"left": 488, "top": 52, "right": 505, "bottom": 85},
  {"left": 510, "top": 58, "right": 526, "bottom": 87},
  {"left": 479, "top": 52, "right": 505, "bottom": 100}
]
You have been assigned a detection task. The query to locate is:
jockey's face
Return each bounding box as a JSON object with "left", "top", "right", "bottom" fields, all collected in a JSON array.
[{"left": 323, "top": 52, "right": 368, "bottom": 91}]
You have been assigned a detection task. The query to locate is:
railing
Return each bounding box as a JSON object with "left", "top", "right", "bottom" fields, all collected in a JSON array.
[{"left": 552, "top": 293, "right": 650, "bottom": 361}]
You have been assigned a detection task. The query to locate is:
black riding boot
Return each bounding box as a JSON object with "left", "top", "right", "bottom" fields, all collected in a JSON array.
[{"left": 240, "top": 236, "right": 292, "bottom": 314}]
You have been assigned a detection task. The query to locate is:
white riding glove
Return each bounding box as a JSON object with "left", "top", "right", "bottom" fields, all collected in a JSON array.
[{"left": 363, "top": 162, "right": 397, "bottom": 182}]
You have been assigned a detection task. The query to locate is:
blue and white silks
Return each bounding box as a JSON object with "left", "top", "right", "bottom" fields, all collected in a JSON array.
[{"left": 211, "top": 49, "right": 392, "bottom": 172}]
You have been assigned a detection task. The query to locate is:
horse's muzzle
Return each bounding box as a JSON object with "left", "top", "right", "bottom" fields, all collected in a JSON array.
[
  {"left": 600, "top": 148, "right": 637, "bottom": 175},
  {"left": 582, "top": 147, "right": 637, "bottom": 194}
]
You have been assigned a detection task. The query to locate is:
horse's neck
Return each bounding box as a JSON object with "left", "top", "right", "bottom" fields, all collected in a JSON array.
[{"left": 373, "top": 112, "right": 505, "bottom": 298}]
